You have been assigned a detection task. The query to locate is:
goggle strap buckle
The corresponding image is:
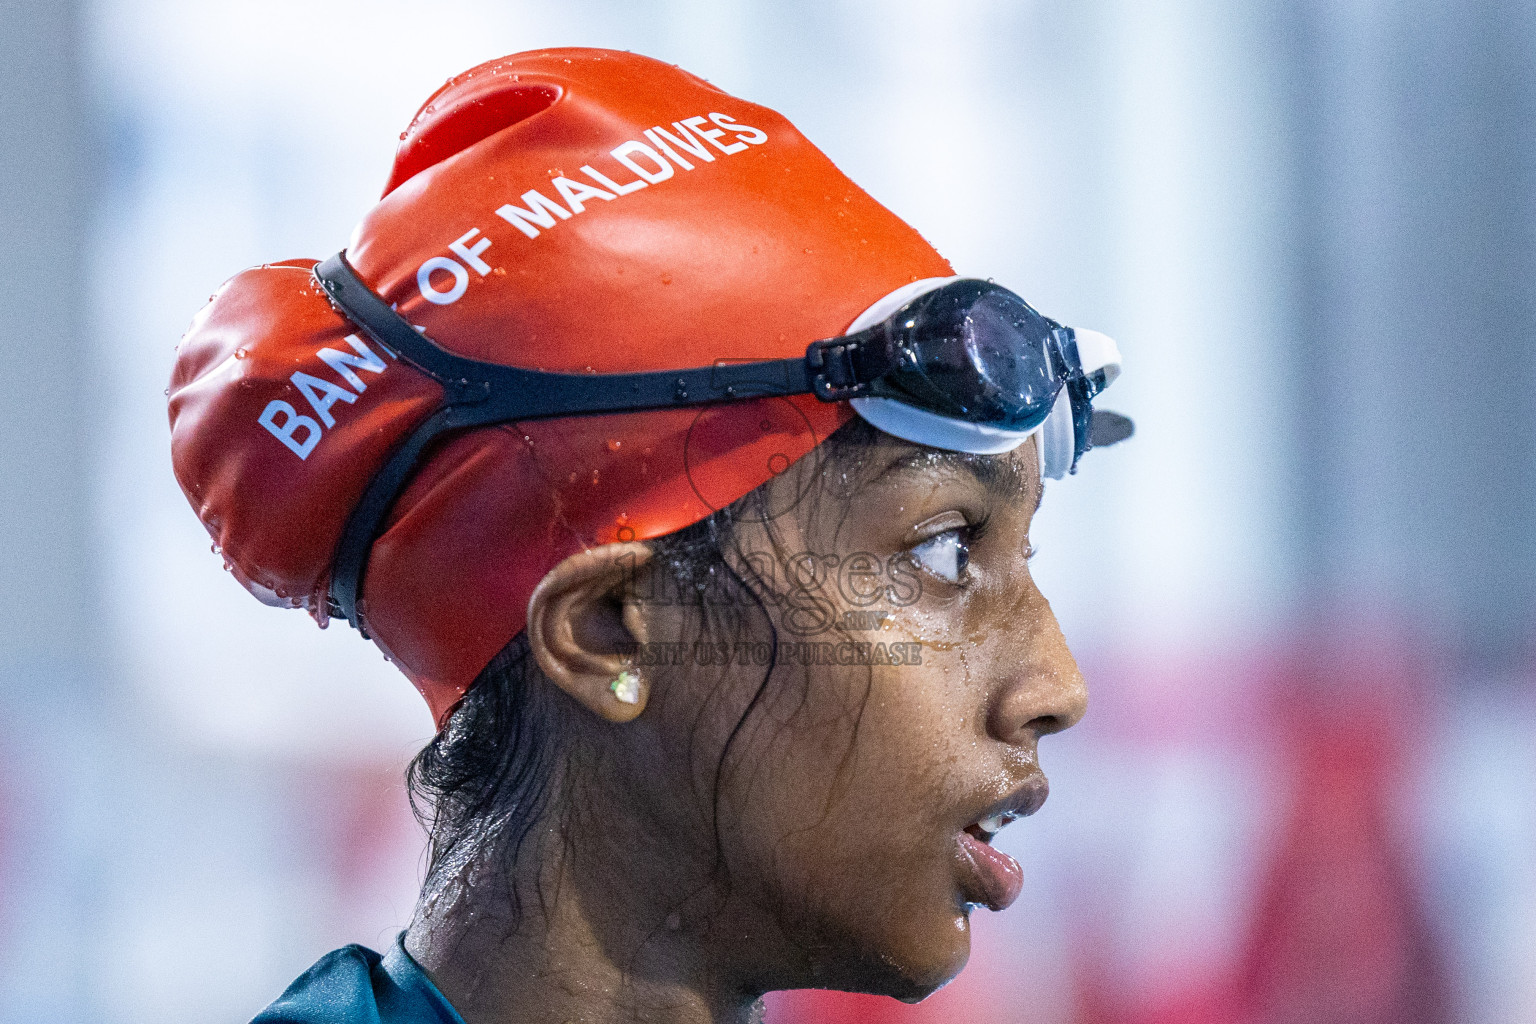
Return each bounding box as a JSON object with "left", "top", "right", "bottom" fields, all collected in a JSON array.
[{"left": 805, "top": 325, "right": 891, "bottom": 401}]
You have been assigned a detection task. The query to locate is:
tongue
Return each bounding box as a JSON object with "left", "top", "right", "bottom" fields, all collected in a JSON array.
[{"left": 958, "top": 831, "right": 1023, "bottom": 911}]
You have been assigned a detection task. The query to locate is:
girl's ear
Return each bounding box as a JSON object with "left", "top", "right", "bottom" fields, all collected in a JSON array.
[{"left": 526, "top": 542, "right": 654, "bottom": 723}]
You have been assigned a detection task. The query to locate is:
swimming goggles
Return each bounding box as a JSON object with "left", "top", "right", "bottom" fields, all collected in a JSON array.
[{"left": 314, "top": 253, "right": 1129, "bottom": 626}]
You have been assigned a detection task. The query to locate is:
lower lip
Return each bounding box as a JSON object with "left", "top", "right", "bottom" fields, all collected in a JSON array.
[{"left": 955, "top": 831, "right": 1024, "bottom": 911}]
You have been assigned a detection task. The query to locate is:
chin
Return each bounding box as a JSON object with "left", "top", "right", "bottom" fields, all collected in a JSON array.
[
  {"left": 879, "top": 909, "right": 974, "bottom": 1001},
  {"left": 805, "top": 903, "right": 974, "bottom": 1003}
]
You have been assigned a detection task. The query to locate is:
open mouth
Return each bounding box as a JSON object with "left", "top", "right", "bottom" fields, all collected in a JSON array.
[{"left": 953, "top": 778, "right": 1048, "bottom": 912}]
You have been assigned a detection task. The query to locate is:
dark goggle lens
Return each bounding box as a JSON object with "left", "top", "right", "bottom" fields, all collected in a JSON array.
[{"left": 875, "top": 281, "right": 1066, "bottom": 432}]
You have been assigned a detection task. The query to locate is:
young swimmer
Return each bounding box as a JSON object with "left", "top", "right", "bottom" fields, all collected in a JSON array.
[{"left": 168, "top": 49, "right": 1131, "bottom": 1024}]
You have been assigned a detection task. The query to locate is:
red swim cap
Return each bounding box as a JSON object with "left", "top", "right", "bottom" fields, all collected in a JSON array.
[{"left": 169, "top": 49, "right": 953, "bottom": 726}]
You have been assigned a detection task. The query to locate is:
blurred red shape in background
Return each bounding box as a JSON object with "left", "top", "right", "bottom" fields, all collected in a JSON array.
[{"left": 1226, "top": 662, "right": 1454, "bottom": 1024}]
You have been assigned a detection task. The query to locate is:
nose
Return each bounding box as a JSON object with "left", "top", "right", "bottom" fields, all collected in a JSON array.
[{"left": 986, "top": 596, "right": 1087, "bottom": 745}]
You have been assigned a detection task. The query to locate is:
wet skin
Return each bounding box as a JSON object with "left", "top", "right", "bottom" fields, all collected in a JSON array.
[{"left": 406, "top": 430, "right": 1087, "bottom": 1024}]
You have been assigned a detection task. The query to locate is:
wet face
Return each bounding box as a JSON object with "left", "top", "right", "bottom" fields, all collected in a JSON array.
[{"left": 633, "top": 428, "right": 1088, "bottom": 1000}]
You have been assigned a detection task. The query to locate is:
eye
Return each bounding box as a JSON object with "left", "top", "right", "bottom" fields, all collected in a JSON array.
[{"left": 909, "top": 528, "right": 969, "bottom": 584}]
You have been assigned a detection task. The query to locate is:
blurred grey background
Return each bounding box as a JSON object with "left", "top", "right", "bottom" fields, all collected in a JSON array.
[{"left": 2, "top": 0, "right": 1533, "bottom": 1021}]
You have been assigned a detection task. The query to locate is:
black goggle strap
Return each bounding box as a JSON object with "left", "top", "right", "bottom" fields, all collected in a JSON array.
[
  {"left": 315, "top": 253, "right": 821, "bottom": 416},
  {"left": 327, "top": 404, "right": 462, "bottom": 632},
  {"left": 315, "top": 252, "right": 841, "bottom": 630}
]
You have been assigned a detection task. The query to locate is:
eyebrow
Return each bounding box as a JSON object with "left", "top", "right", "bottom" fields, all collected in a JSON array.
[{"left": 871, "top": 446, "right": 1040, "bottom": 510}]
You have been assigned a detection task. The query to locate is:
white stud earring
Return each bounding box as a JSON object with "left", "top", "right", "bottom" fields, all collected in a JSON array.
[{"left": 610, "top": 667, "right": 641, "bottom": 704}]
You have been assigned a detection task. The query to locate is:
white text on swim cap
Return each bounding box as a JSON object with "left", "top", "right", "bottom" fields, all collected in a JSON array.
[
  {"left": 258, "top": 333, "right": 393, "bottom": 459},
  {"left": 416, "top": 112, "right": 768, "bottom": 306}
]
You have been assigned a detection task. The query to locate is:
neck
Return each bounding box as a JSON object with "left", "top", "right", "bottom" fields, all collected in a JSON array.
[{"left": 404, "top": 822, "right": 763, "bottom": 1024}]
